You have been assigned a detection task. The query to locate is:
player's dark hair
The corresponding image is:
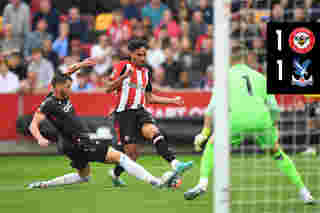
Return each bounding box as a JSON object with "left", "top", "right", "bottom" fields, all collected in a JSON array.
[
  {"left": 231, "top": 42, "right": 248, "bottom": 62},
  {"left": 51, "top": 73, "right": 73, "bottom": 88},
  {"left": 128, "top": 39, "right": 149, "bottom": 52}
]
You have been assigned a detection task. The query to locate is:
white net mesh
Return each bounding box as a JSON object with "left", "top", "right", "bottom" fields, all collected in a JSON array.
[{"left": 222, "top": 0, "right": 320, "bottom": 212}]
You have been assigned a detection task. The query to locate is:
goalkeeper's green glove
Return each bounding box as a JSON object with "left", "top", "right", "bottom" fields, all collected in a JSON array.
[{"left": 194, "top": 127, "right": 211, "bottom": 152}]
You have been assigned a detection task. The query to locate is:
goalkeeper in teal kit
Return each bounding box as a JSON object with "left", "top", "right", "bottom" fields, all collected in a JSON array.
[{"left": 184, "top": 47, "right": 316, "bottom": 204}]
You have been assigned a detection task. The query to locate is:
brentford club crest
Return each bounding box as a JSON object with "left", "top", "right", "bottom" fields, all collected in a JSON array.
[{"left": 289, "top": 27, "right": 315, "bottom": 54}]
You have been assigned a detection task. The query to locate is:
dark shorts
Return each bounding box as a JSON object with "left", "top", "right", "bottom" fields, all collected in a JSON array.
[
  {"left": 112, "top": 108, "right": 156, "bottom": 146},
  {"left": 57, "top": 134, "right": 110, "bottom": 170}
]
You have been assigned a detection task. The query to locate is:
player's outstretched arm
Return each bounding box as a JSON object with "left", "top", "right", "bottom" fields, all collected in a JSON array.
[
  {"left": 145, "top": 92, "right": 184, "bottom": 106},
  {"left": 104, "top": 67, "right": 132, "bottom": 93},
  {"left": 62, "top": 57, "right": 98, "bottom": 76},
  {"left": 29, "top": 111, "right": 50, "bottom": 147}
]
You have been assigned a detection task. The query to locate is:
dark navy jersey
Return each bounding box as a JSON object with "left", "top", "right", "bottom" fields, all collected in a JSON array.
[{"left": 38, "top": 95, "right": 90, "bottom": 139}]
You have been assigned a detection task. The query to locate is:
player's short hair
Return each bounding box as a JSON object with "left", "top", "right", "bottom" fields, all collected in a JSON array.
[
  {"left": 51, "top": 74, "right": 73, "bottom": 88},
  {"left": 231, "top": 42, "right": 248, "bottom": 62},
  {"left": 128, "top": 39, "right": 149, "bottom": 52}
]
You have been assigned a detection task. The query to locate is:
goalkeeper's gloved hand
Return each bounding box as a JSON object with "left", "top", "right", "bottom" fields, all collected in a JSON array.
[
  {"left": 194, "top": 133, "right": 208, "bottom": 152},
  {"left": 194, "top": 127, "right": 211, "bottom": 152}
]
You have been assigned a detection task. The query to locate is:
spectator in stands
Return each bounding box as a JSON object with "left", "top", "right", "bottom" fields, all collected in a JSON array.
[
  {"left": 118, "top": 41, "right": 131, "bottom": 59},
  {"left": 0, "top": 54, "right": 19, "bottom": 93},
  {"left": 143, "top": 16, "right": 153, "bottom": 36},
  {"left": 195, "top": 24, "right": 213, "bottom": 53},
  {"left": 121, "top": 0, "right": 141, "bottom": 20},
  {"left": 293, "top": 7, "right": 308, "bottom": 22},
  {"left": 270, "top": 2, "right": 284, "bottom": 22},
  {"left": 32, "top": 0, "right": 60, "bottom": 40},
  {"left": 2, "top": 0, "right": 30, "bottom": 48},
  {"left": 240, "top": 18, "right": 259, "bottom": 48},
  {"left": 72, "top": 69, "right": 94, "bottom": 92},
  {"left": 185, "top": 0, "right": 200, "bottom": 11},
  {"left": 178, "top": 0, "right": 191, "bottom": 21},
  {"left": 24, "top": 19, "right": 52, "bottom": 61},
  {"left": 251, "top": 36, "right": 266, "bottom": 67},
  {"left": 53, "top": 22, "right": 69, "bottom": 59},
  {"left": 107, "top": 9, "right": 132, "bottom": 49},
  {"left": 42, "top": 39, "right": 59, "bottom": 69},
  {"left": 91, "top": 34, "right": 113, "bottom": 76},
  {"left": 68, "top": 6, "right": 88, "bottom": 43},
  {"left": 200, "top": 63, "right": 214, "bottom": 91},
  {"left": 180, "top": 36, "right": 194, "bottom": 87},
  {"left": 151, "top": 67, "right": 165, "bottom": 88},
  {"left": 258, "top": 16, "right": 268, "bottom": 40},
  {"left": 247, "top": 50, "right": 264, "bottom": 73},
  {"left": 146, "top": 37, "right": 165, "bottom": 70},
  {"left": 6, "top": 52, "right": 27, "bottom": 80},
  {"left": 141, "top": 0, "right": 169, "bottom": 28},
  {"left": 131, "top": 22, "right": 148, "bottom": 40},
  {"left": 194, "top": 0, "right": 213, "bottom": 24},
  {"left": 282, "top": 0, "right": 305, "bottom": 20},
  {"left": 169, "top": 37, "right": 181, "bottom": 62},
  {"left": 155, "top": 21, "right": 169, "bottom": 42},
  {"left": 309, "top": 0, "right": 320, "bottom": 21},
  {"left": 27, "top": 48, "right": 54, "bottom": 89},
  {"left": 198, "top": 37, "right": 213, "bottom": 76},
  {"left": 69, "top": 38, "right": 88, "bottom": 61},
  {"left": 180, "top": 20, "right": 190, "bottom": 38},
  {"left": 154, "top": 9, "right": 181, "bottom": 39},
  {"left": 189, "top": 10, "right": 207, "bottom": 47},
  {"left": 161, "top": 46, "right": 184, "bottom": 89},
  {"left": 0, "top": 24, "right": 22, "bottom": 55}
]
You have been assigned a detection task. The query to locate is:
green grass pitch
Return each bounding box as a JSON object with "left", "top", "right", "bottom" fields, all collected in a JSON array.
[{"left": 0, "top": 155, "right": 319, "bottom": 213}]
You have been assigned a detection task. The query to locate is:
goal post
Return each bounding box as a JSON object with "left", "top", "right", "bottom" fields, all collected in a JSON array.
[
  {"left": 212, "top": 1, "right": 320, "bottom": 213},
  {"left": 213, "top": 1, "right": 231, "bottom": 213}
]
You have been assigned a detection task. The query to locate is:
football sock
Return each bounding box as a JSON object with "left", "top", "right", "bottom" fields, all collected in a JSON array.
[
  {"left": 44, "top": 173, "right": 90, "bottom": 187},
  {"left": 119, "top": 153, "right": 160, "bottom": 184},
  {"left": 272, "top": 149, "right": 305, "bottom": 190},
  {"left": 199, "top": 142, "right": 214, "bottom": 189},
  {"left": 152, "top": 133, "right": 176, "bottom": 163},
  {"left": 113, "top": 164, "right": 125, "bottom": 178}
]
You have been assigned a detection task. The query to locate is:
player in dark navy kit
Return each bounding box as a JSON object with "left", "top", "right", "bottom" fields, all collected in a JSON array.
[{"left": 27, "top": 59, "right": 176, "bottom": 189}]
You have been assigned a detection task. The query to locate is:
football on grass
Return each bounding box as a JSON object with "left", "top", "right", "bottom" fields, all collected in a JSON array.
[{"left": 161, "top": 171, "right": 182, "bottom": 188}]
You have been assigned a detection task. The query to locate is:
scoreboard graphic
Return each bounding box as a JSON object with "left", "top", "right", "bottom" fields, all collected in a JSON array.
[{"left": 267, "top": 23, "right": 320, "bottom": 94}]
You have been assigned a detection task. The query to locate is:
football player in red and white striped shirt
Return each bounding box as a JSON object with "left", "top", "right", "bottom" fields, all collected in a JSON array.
[{"left": 104, "top": 39, "right": 193, "bottom": 187}]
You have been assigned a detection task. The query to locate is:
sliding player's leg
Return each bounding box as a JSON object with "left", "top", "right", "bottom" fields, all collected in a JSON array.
[
  {"left": 28, "top": 153, "right": 92, "bottom": 189},
  {"left": 109, "top": 144, "right": 137, "bottom": 187},
  {"left": 105, "top": 147, "right": 173, "bottom": 187},
  {"left": 256, "top": 126, "right": 316, "bottom": 204}
]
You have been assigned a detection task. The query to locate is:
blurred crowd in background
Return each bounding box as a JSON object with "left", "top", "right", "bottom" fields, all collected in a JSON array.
[{"left": 0, "top": 0, "right": 318, "bottom": 95}]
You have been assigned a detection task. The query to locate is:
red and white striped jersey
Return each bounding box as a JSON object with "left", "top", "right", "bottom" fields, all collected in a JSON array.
[{"left": 111, "top": 60, "right": 152, "bottom": 112}]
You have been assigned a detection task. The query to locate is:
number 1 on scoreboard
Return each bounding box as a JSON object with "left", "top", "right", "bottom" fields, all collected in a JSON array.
[
  {"left": 277, "top": 59, "right": 283, "bottom": 80},
  {"left": 276, "top": 29, "right": 282, "bottom": 51}
]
